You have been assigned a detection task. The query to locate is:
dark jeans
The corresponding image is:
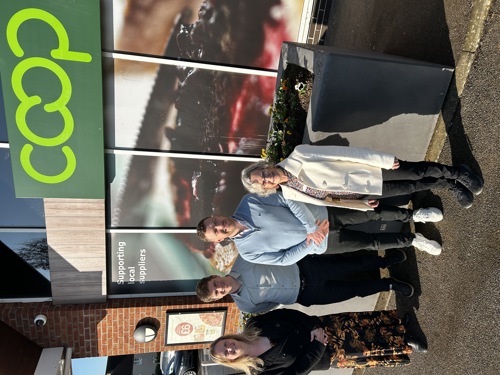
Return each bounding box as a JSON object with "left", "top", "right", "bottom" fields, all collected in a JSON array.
[
  {"left": 326, "top": 206, "right": 415, "bottom": 253},
  {"left": 368, "top": 160, "right": 460, "bottom": 199},
  {"left": 297, "top": 253, "right": 391, "bottom": 306},
  {"left": 328, "top": 206, "right": 413, "bottom": 227}
]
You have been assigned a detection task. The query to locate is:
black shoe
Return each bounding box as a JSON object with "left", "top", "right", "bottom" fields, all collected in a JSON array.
[
  {"left": 388, "top": 278, "right": 414, "bottom": 297},
  {"left": 384, "top": 249, "right": 407, "bottom": 268},
  {"left": 407, "top": 338, "right": 428, "bottom": 353},
  {"left": 457, "top": 164, "right": 484, "bottom": 195},
  {"left": 449, "top": 181, "right": 474, "bottom": 208}
]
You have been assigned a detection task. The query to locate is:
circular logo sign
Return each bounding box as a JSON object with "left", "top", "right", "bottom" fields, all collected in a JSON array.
[{"left": 175, "top": 322, "right": 193, "bottom": 336}]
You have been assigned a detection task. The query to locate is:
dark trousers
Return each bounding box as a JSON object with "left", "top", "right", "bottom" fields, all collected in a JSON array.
[
  {"left": 326, "top": 206, "right": 415, "bottom": 253},
  {"left": 296, "top": 253, "right": 390, "bottom": 306},
  {"left": 367, "top": 160, "right": 460, "bottom": 199}
]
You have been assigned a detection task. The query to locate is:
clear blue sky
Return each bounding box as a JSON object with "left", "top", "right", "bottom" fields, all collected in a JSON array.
[{"left": 72, "top": 357, "right": 108, "bottom": 375}]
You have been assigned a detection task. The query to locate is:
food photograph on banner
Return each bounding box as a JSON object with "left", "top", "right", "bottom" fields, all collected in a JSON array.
[
  {"left": 165, "top": 309, "right": 227, "bottom": 346},
  {"left": 103, "top": 0, "right": 303, "bottom": 154},
  {"left": 102, "top": 0, "right": 306, "bottom": 294},
  {"left": 107, "top": 154, "right": 254, "bottom": 228}
]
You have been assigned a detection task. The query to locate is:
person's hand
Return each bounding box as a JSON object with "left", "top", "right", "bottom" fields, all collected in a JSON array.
[
  {"left": 306, "top": 219, "right": 329, "bottom": 246},
  {"left": 310, "top": 327, "right": 328, "bottom": 345},
  {"left": 392, "top": 157, "right": 400, "bottom": 169},
  {"left": 367, "top": 199, "right": 379, "bottom": 208}
]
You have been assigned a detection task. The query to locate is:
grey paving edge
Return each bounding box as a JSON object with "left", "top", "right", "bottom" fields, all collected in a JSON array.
[
  {"left": 355, "top": 6, "right": 496, "bottom": 375},
  {"left": 426, "top": 0, "right": 494, "bottom": 162}
]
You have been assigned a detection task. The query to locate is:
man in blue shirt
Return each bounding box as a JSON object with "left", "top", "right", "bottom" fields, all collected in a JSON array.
[
  {"left": 196, "top": 192, "right": 442, "bottom": 266},
  {"left": 196, "top": 253, "right": 413, "bottom": 313}
]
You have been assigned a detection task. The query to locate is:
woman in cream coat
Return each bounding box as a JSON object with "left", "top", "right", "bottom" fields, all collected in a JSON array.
[{"left": 241, "top": 145, "right": 483, "bottom": 210}]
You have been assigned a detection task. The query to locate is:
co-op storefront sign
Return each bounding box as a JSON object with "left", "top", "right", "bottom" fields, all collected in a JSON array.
[{"left": 0, "top": 0, "right": 104, "bottom": 198}]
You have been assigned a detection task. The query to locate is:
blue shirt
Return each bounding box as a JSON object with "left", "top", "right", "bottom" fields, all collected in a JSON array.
[
  {"left": 229, "top": 256, "right": 301, "bottom": 313},
  {"left": 232, "top": 192, "right": 328, "bottom": 266}
]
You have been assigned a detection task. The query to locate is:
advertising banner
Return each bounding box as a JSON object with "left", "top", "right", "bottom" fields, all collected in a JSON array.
[
  {"left": 104, "top": 0, "right": 304, "bottom": 156},
  {"left": 0, "top": 0, "right": 105, "bottom": 198},
  {"left": 107, "top": 151, "right": 243, "bottom": 295},
  {"left": 108, "top": 153, "right": 254, "bottom": 228},
  {"left": 108, "top": 232, "right": 238, "bottom": 294},
  {"left": 101, "top": 0, "right": 305, "bottom": 294}
]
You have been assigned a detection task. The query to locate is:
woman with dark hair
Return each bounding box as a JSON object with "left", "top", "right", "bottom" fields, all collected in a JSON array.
[
  {"left": 210, "top": 308, "right": 425, "bottom": 374},
  {"left": 241, "top": 145, "right": 483, "bottom": 210}
]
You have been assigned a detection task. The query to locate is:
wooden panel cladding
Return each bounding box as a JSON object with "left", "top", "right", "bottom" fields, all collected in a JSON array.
[{"left": 44, "top": 198, "right": 107, "bottom": 304}]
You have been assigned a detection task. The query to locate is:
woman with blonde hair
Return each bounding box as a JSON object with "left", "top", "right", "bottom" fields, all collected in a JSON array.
[
  {"left": 210, "top": 308, "right": 425, "bottom": 374},
  {"left": 241, "top": 145, "right": 483, "bottom": 210}
]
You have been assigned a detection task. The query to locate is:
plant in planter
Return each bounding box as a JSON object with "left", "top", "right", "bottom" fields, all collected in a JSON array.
[{"left": 264, "top": 64, "right": 314, "bottom": 163}]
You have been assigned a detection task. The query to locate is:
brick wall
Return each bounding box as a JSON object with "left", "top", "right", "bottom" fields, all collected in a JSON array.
[{"left": 0, "top": 296, "right": 239, "bottom": 358}]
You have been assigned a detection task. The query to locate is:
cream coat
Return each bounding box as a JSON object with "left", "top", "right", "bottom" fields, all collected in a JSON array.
[{"left": 277, "top": 145, "right": 395, "bottom": 210}]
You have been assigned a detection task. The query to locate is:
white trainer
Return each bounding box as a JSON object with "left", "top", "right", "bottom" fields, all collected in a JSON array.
[
  {"left": 412, "top": 233, "right": 442, "bottom": 256},
  {"left": 412, "top": 207, "right": 444, "bottom": 223}
]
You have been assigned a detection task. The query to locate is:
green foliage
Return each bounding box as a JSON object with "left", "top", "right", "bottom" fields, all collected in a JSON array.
[
  {"left": 264, "top": 79, "right": 301, "bottom": 163},
  {"left": 264, "top": 64, "right": 312, "bottom": 163}
]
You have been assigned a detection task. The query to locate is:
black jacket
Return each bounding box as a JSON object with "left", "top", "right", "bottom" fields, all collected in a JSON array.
[{"left": 247, "top": 309, "right": 330, "bottom": 375}]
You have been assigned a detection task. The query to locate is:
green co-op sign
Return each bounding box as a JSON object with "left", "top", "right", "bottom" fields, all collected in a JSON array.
[{"left": 0, "top": 0, "right": 104, "bottom": 198}]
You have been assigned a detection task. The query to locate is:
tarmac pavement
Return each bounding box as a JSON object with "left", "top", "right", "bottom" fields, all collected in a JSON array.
[
  {"left": 366, "top": 1, "right": 500, "bottom": 374},
  {"left": 296, "top": 1, "right": 498, "bottom": 374}
]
